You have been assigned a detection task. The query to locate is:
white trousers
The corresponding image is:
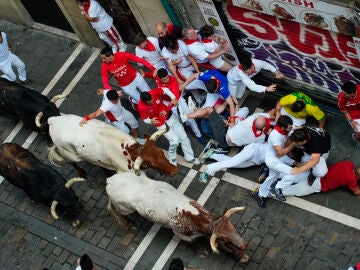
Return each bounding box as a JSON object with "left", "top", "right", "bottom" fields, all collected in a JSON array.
[
  {"left": 282, "top": 174, "right": 322, "bottom": 197},
  {"left": 158, "top": 113, "right": 195, "bottom": 162},
  {"left": 228, "top": 81, "right": 246, "bottom": 99},
  {"left": 98, "top": 25, "right": 126, "bottom": 52},
  {"left": 109, "top": 109, "right": 138, "bottom": 134},
  {"left": 0, "top": 53, "right": 27, "bottom": 81},
  {"left": 258, "top": 155, "right": 294, "bottom": 197},
  {"left": 206, "top": 143, "right": 265, "bottom": 175},
  {"left": 121, "top": 72, "right": 150, "bottom": 103}
]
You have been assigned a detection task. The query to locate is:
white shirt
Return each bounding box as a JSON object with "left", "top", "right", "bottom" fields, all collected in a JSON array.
[
  {"left": 84, "top": 0, "right": 113, "bottom": 32},
  {"left": 135, "top": 37, "right": 167, "bottom": 70},
  {"left": 100, "top": 92, "right": 125, "bottom": 122},
  {"left": 227, "top": 113, "right": 270, "bottom": 146},
  {"left": 186, "top": 41, "right": 209, "bottom": 63},
  {"left": 0, "top": 32, "right": 10, "bottom": 63},
  {"left": 265, "top": 129, "right": 287, "bottom": 161},
  {"left": 227, "top": 58, "right": 277, "bottom": 93},
  {"left": 162, "top": 40, "right": 192, "bottom": 68}
]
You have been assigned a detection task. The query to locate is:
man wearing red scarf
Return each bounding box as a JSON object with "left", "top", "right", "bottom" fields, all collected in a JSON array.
[
  {"left": 253, "top": 115, "right": 304, "bottom": 208},
  {"left": 155, "top": 22, "right": 183, "bottom": 50},
  {"left": 134, "top": 33, "right": 168, "bottom": 71}
]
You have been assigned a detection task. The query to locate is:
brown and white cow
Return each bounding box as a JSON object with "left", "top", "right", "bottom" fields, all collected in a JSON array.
[
  {"left": 47, "top": 114, "right": 177, "bottom": 176},
  {"left": 106, "top": 172, "right": 249, "bottom": 262}
]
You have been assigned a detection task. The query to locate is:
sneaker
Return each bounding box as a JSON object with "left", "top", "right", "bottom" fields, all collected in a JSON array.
[
  {"left": 199, "top": 142, "right": 216, "bottom": 160},
  {"left": 136, "top": 138, "right": 146, "bottom": 145},
  {"left": 252, "top": 191, "right": 266, "bottom": 208},
  {"left": 197, "top": 136, "right": 207, "bottom": 146},
  {"left": 187, "top": 96, "right": 197, "bottom": 113},
  {"left": 169, "top": 158, "right": 177, "bottom": 166},
  {"left": 269, "top": 188, "right": 286, "bottom": 201},
  {"left": 202, "top": 148, "right": 215, "bottom": 160},
  {"left": 214, "top": 147, "right": 229, "bottom": 154},
  {"left": 177, "top": 105, "right": 188, "bottom": 123},
  {"left": 119, "top": 43, "right": 128, "bottom": 52},
  {"left": 258, "top": 164, "right": 269, "bottom": 183},
  {"left": 19, "top": 78, "right": 33, "bottom": 85},
  {"left": 307, "top": 170, "right": 316, "bottom": 185},
  {"left": 199, "top": 172, "right": 209, "bottom": 183},
  {"left": 129, "top": 96, "right": 138, "bottom": 111},
  {"left": 186, "top": 158, "right": 200, "bottom": 165},
  {"left": 111, "top": 46, "right": 118, "bottom": 54}
]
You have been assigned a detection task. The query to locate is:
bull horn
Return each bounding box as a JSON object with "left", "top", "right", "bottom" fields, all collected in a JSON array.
[
  {"left": 224, "top": 206, "right": 246, "bottom": 218},
  {"left": 50, "top": 94, "right": 67, "bottom": 104},
  {"left": 65, "top": 177, "right": 85, "bottom": 188},
  {"left": 50, "top": 200, "right": 59, "bottom": 220},
  {"left": 210, "top": 234, "right": 219, "bottom": 254},
  {"left": 35, "top": 112, "right": 44, "bottom": 127},
  {"left": 134, "top": 156, "right": 143, "bottom": 176},
  {"left": 149, "top": 123, "right": 170, "bottom": 141}
]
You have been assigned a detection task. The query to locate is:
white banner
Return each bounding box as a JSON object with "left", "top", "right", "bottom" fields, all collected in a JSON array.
[
  {"left": 195, "top": 0, "right": 239, "bottom": 65},
  {"left": 229, "top": 0, "right": 360, "bottom": 37},
  {"left": 354, "top": 36, "right": 360, "bottom": 61}
]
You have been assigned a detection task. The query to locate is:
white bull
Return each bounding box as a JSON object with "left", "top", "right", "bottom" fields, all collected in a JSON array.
[
  {"left": 47, "top": 114, "right": 177, "bottom": 176},
  {"left": 106, "top": 172, "right": 249, "bottom": 262}
]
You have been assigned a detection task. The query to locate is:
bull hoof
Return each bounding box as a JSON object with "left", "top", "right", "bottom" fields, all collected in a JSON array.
[
  {"left": 196, "top": 248, "right": 209, "bottom": 258},
  {"left": 72, "top": 219, "right": 81, "bottom": 228},
  {"left": 239, "top": 254, "right": 250, "bottom": 263}
]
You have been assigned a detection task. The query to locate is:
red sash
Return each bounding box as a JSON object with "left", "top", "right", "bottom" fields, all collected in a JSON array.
[{"left": 105, "top": 111, "right": 117, "bottom": 122}]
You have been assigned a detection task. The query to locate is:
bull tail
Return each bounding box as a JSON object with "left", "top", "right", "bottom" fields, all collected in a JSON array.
[
  {"left": 48, "top": 145, "right": 65, "bottom": 166},
  {"left": 107, "top": 200, "right": 129, "bottom": 227}
]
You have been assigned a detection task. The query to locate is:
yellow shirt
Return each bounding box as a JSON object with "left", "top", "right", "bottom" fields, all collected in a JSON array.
[{"left": 280, "top": 92, "right": 325, "bottom": 122}]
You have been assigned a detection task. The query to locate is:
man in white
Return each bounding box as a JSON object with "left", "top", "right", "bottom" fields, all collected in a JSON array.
[
  {"left": 79, "top": 89, "right": 140, "bottom": 139},
  {"left": 182, "top": 27, "right": 229, "bottom": 71},
  {"left": 77, "top": 0, "right": 127, "bottom": 53},
  {"left": 227, "top": 57, "right": 284, "bottom": 98},
  {"left": 134, "top": 32, "right": 168, "bottom": 71},
  {"left": 199, "top": 142, "right": 268, "bottom": 183},
  {"left": 253, "top": 115, "right": 297, "bottom": 208},
  {"left": 162, "top": 38, "right": 207, "bottom": 104},
  {"left": 0, "top": 32, "right": 31, "bottom": 84}
]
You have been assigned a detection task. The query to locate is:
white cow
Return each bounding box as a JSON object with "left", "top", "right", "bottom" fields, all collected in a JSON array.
[
  {"left": 47, "top": 114, "right": 177, "bottom": 176},
  {"left": 106, "top": 172, "right": 249, "bottom": 262}
]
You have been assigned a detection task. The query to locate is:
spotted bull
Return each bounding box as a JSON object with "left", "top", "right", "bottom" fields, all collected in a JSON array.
[
  {"left": 106, "top": 172, "right": 249, "bottom": 262},
  {"left": 47, "top": 114, "right": 177, "bottom": 176},
  {"left": 0, "top": 78, "right": 63, "bottom": 135},
  {"left": 0, "top": 143, "right": 84, "bottom": 225}
]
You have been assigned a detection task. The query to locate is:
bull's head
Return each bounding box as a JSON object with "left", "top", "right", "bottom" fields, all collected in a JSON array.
[
  {"left": 35, "top": 94, "right": 65, "bottom": 133},
  {"left": 51, "top": 177, "right": 84, "bottom": 227},
  {"left": 209, "top": 207, "right": 249, "bottom": 263},
  {"left": 134, "top": 124, "right": 177, "bottom": 176}
]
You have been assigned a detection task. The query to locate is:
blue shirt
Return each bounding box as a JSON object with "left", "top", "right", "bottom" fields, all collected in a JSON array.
[{"left": 198, "top": 69, "right": 230, "bottom": 99}]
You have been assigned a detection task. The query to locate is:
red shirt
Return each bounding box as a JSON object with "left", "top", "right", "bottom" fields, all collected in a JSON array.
[
  {"left": 320, "top": 161, "right": 358, "bottom": 192},
  {"left": 337, "top": 85, "right": 360, "bottom": 119},
  {"left": 137, "top": 88, "right": 172, "bottom": 127},
  {"left": 101, "top": 52, "right": 155, "bottom": 89},
  {"left": 143, "top": 71, "right": 181, "bottom": 100}
]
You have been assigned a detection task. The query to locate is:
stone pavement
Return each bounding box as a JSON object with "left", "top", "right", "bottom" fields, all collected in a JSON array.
[{"left": 0, "top": 20, "right": 359, "bottom": 270}]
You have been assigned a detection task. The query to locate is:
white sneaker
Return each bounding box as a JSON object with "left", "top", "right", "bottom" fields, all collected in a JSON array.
[
  {"left": 119, "top": 43, "right": 128, "bottom": 52},
  {"left": 111, "top": 46, "right": 118, "bottom": 54},
  {"left": 177, "top": 105, "right": 188, "bottom": 123},
  {"left": 169, "top": 158, "right": 177, "bottom": 166},
  {"left": 136, "top": 138, "right": 146, "bottom": 145},
  {"left": 187, "top": 96, "right": 197, "bottom": 113},
  {"left": 186, "top": 158, "right": 200, "bottom": 165}
]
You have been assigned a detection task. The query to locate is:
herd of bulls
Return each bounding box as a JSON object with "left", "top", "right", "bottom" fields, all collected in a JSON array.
[{"left": 0, "top": 78, "right": 249, "bottom": 262}]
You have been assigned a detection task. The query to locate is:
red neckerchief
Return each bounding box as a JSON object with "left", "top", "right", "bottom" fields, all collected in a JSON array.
[
  {"left": 216, "top": 79, "right": 221, "bottom": 89},
  {"left": 252, "top": 118, "right": 272, "bottom": 137},
  {"left": 144, "top": 40, "right": 156, "bottom": 51},
  {"left": 274, "top": 125, "right": 288, "bottom": 135},
  {"left": 183, "top": 39, "right": 198, "bottom": 45},
  {"left": 167, "top": 23, "right": 173, "bottom": 35},
  {"left": 83, "top": 0, "right": 91, "bottom": 13},
  {"left": 201, "top": 38, "right": 213, "bottom": 43}
]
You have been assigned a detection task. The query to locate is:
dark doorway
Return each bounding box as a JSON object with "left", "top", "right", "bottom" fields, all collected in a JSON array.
[
  {"left": 97, "top": 0, "right": 141, "bottom": 44},
  {"left": 20, "top": 0, "right": 74, "bottom": 32}
]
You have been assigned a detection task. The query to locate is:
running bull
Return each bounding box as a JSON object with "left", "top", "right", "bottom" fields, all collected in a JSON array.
[
  {"left": 0, "top": 143, "right": 84, "bottom": 226},
  {"left": 47, "top": 114, "right": 177, "bottom": 176},
  {"left": 106, "top": 172, "right": 249, "bottom": 262},
  {"left": 0, "top": 78, "right": 64, "bottom": 135}
]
